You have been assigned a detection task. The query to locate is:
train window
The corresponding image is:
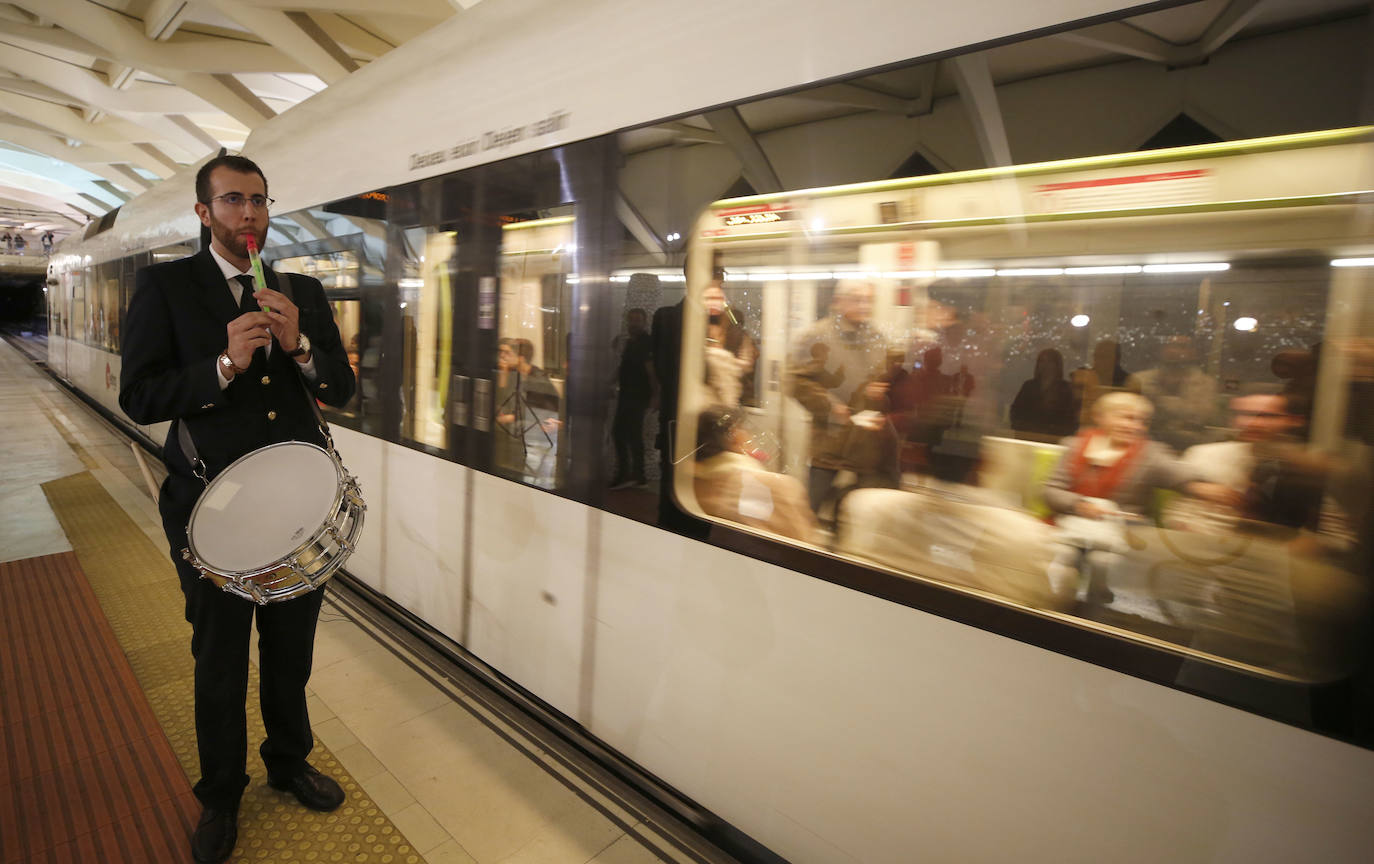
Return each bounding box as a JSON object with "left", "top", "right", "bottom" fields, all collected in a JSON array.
[
  {"left": 673, "top": 129, "right": 1374, "bottom": 683},
  {"left": 270, "top": 194, "right": 387, "bottom": 433},
  {"left": 493, "top": 214, "right": 573, "bottom": 489},
  {"left": 397, "top": 226, "right": 454, "bottom": 450}
]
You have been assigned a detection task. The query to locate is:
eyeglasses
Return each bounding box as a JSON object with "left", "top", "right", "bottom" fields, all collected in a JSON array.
[{"left": 205, "top": 193, "right": 274, "bottom": 210}]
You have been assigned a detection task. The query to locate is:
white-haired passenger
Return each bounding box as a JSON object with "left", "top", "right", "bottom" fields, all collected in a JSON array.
[
  {"left": 1043, "top": 391, "right": 1236, "bottom": 521},
  {"left": 1041, "top": 391, "right": 1236, "bottom": 604}
]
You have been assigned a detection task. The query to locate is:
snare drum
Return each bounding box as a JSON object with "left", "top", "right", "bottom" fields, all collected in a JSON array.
[{"left": 182, "top": 441, "right": 365, "bottom": 604}]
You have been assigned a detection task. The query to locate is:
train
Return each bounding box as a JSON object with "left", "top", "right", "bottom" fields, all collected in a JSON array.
[{"left": 38, "top": 1, "right": 1374, "bottom": 861}]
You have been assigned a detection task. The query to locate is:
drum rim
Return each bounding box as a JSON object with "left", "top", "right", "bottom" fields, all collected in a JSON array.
[{"left": 186, "top": 440, "right": 353, "bottom": 579}]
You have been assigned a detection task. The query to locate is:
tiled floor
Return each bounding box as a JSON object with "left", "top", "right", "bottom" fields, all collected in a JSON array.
[{"left": 0, "top": 338, "right": 686, "bottom": 864}]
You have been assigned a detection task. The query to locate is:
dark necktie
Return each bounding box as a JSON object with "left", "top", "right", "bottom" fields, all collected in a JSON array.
[{"left": 235, "top": 274, "right": 258, "bottom": 312}]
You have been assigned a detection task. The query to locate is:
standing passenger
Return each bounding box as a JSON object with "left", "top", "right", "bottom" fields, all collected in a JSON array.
[
  {"left": 788, "top": 280, "right": 897, "bottom": 520},
  {"left": 610, "top": 307, "right": 654, "bottom": 489},
  {"left": 119, "top": 155, "right": 356, "bottom": 863}
]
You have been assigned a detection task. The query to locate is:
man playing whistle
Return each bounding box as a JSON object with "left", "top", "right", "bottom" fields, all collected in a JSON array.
[{"left": 119, "top": 154, "right": 355, "bottom": 864}]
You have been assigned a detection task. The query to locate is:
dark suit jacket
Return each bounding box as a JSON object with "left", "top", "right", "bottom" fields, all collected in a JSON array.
[{"left": 120, "top": 248, "right": 356, "bottom": 521}]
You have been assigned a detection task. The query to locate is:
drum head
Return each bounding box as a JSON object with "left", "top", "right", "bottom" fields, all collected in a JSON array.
[{"left": 189, "top": 442, "right": 341, "bottom": 574}]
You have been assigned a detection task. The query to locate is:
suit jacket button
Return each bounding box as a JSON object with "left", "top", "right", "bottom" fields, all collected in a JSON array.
[
  {"left": 319, "top": 382, "right": 328, "bottom": 389},
  {"left": 201, "top": 403, "right": 214, "bottom": 409},
  {"left": 261, "top": 375, "right": 271, "bottom": 385},
  {"left": 267, "top": 410, "right": 277, "bottom": 421}
]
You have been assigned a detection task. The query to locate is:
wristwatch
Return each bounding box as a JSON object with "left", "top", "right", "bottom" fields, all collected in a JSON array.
[
  {"left": 218, "top": 351, "right": 244, "bottom": 376},
  {"left": 285, "top": 331, "right": 311, "bottom": 358}
]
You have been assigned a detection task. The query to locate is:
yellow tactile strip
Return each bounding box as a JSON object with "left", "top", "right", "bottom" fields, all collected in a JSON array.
[{"left": 41, "top": 472, "right": 423, "bottom": 863}]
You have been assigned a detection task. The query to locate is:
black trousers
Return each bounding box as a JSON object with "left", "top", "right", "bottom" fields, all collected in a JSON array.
[
  {"left": 612, "top": 397, "right": 649, "bottom": 481},
  {"left": 162, "top": 481, "right": 323, "bottom": 810}
]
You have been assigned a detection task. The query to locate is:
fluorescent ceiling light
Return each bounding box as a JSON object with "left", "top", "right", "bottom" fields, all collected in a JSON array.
[
  {"left": 1064, "top": 265, "right": 1143, "bottom": 275},
  {"left": 996, "top": 268, "right": 1064, "bottom": 277},
  {"left": 1331, "top": 258, "right": 1374, "bottom": 268},
  {"left": 1142, "top": 262, "right": 1229, "bottom": 273},
  {"left": 936, "top": 268, "right": 996, "bottom": 279}
]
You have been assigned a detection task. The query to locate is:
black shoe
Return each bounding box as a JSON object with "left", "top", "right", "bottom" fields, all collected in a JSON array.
[
  {"left": 191, "top": 806, "right": 238, "bottom": 864},
  {"left": 268, "top": 763, "right": 345, "bottom": 812}
]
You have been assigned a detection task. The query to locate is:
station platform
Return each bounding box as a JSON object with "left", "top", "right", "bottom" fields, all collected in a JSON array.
[{"left": 0, "top": 337, "right": 710, "bottom": 864}]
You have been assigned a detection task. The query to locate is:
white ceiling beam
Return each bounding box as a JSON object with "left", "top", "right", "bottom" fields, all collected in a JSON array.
[
  {"left": 0, "top": 75, "right": 81, "bottom": 107},
  {"left": 703, "top": 107, "right": 782, "bottom": 194},
  {"left": 176, "top": 73, "right": 276, "bottom": 128},
  {"left": 912, "top": 62, "right": 938, "bottom": 116},
  {"left": 949, "top": 53, "right": 1012, "bottom": 168},
  {"left": 791, "top": 83, "right": 923, "bottom": 115},
  {"left": 0, "top": 20, "right": 109, "bottom": 59},
  {"left": 0, "top": 123, "right": 148, "bottom": 192},
  {"left": 0, "top": 183, "right": 101, "bottom": 225},
  {"left": 93, "top": 179, "right": 132, "bottom": 203},
  {"left": 655, "top": 121, "right": 721, "bottom": 145},
  {"left": 206, "top": 1, "right": 357, "bottom": 84},
  {"left": 0, "top": 91, "right": 170, "bottom": 177},
  {"left": 110, "top": 163, "right": 154, "bottom": 192},
  {"left": 615, "top": 192, "right": 667, "bottom": 264},
  {"left": 1193, "top": 0, "right": 1269, "bottom": 61},
  {"left": 1054, "top": 21, "right": 1175, "bottom": 63},
  {"left": 449, "top": 0, "right": 486, "bottom": 10},
  {"left": 144, "top": 0, "right": 191, "bottom": 41},
  {"left": 8, "top": 0, "right": 306, "bottom": 75},
  {"left": 1057, "top": 0, "right": 1270, "bottom": 67},
  {"left": 239, "top": 0, "right": 452, "bottom": 17},
  {"left": 0, "top": 43, "right": 214, "bottom": 115},
  {"left": 310, "top": 14, "right": 393, "bottom": 59}
]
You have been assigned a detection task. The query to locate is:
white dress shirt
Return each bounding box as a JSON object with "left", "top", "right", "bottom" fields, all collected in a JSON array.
[{"left": 209, "top": 244, "right": 317, "bottom": 388}]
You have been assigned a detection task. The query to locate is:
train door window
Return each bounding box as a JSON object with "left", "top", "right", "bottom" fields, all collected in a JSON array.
[
  {"left": 395, "top": 225, "right": 454, "bottom": 451},
  {"left": 388, "top": 142, "right": 615, "bottom": 490},
  {"left": 269, "top": 193, "right": 388, "bottom": 433},
  {"left": 493, "top": 212, "right": 574, "bottom": 489},
  {"left": 673, "top": 128, "right": 1374, "bottom": 686}
]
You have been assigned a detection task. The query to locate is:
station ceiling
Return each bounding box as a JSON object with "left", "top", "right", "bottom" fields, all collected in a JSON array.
[{"left": 0, "top": 0, "right": 474, "bottom": 239}]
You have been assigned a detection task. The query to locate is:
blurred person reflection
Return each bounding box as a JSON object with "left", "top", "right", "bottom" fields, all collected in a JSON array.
[
  {"left": 702, "top": 281, "right": 757, "bottom": 407},
  {"left": 0, "top": 231, "right": 11, "bottom": 253},
  {"left": 41, "top": 230, "right": 55, "bottom": 255},
  {"left": 610, "top": 307, "right": 655, "bottom": 489},
  {"left": 650, "top": 262, "right": 715, "bottom": 539},
  {"left": 1127, "top": 335, "right": 1219, "bottom": 451},
  {"left": 788, "top": 280, "right": 898, "bottom": 521},
  {"left": 1175, "top": 393, "right": 1337, "bottom": 533},
  {"left": 495, "top": 337, "right": 561, "bottom": 487},
  {"left": 1009, "top": 347, "right": 1079, "bottom": 441},
  {"left": 1074, "top": 339, "right": 1131, "bottom": 426},
  {"left": 693, "top": 406, "right": 817, "bottom": 543},
  {"left": 1042, "top": 391, "right": 1236, "bottom": 604}
]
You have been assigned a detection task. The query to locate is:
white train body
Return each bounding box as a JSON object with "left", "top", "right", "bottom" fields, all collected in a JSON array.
[{"left": 42, "top": 1, "right": 1374, "bottom": 862}]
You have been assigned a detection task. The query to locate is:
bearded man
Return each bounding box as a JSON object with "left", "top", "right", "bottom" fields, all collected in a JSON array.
[{"left": 119, "top": 154, "right": 356, "bottom": 863}]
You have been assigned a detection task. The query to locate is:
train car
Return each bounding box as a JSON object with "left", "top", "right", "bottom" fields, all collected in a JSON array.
[{"left": 40, "top": 1, "right": 1374, "bottom": 861}]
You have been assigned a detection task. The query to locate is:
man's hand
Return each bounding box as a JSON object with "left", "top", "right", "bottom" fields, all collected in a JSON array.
[
  {"left": 253, "top": 287, "right": 301, "bottom": 353},
  {"left": 226, "top": 311, "right": 274, "bottom": 371}
]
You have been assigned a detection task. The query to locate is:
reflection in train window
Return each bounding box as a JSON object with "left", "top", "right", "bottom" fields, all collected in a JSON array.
[
  {"left": 673, "top": 129, "right": 1374, "bottom": 682},
  {"left": 493, "top": 214, "right": 573, "bottom": 489},
  {"left": 398, "top": 228, "right": 454, "bottom": 450},
  {"left": 270, "top": 195, "right": 387, "bottom": 433}
]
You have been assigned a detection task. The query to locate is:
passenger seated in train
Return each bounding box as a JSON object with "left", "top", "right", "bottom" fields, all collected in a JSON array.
[
  {"left": 1168, "top": 392, "right": 1351, "bottom": 542},
  {"left": 1126, "top": 335, "right": 1219, "bottom": 451},
  {"left": 692, "top": 406, "right": 818, "bottom": 543},
  {"left": 1041, "top": 391, "right": 1237, "bottom": 604},
  {"left": 495, "top": 337, "right": 561, "bottom": 487},
  {"left": 1009, "top": 348, "right": 1079, "bottom": 441},
  {"left": 787, "top": 280, "right": 899, "bottom": 522}
]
